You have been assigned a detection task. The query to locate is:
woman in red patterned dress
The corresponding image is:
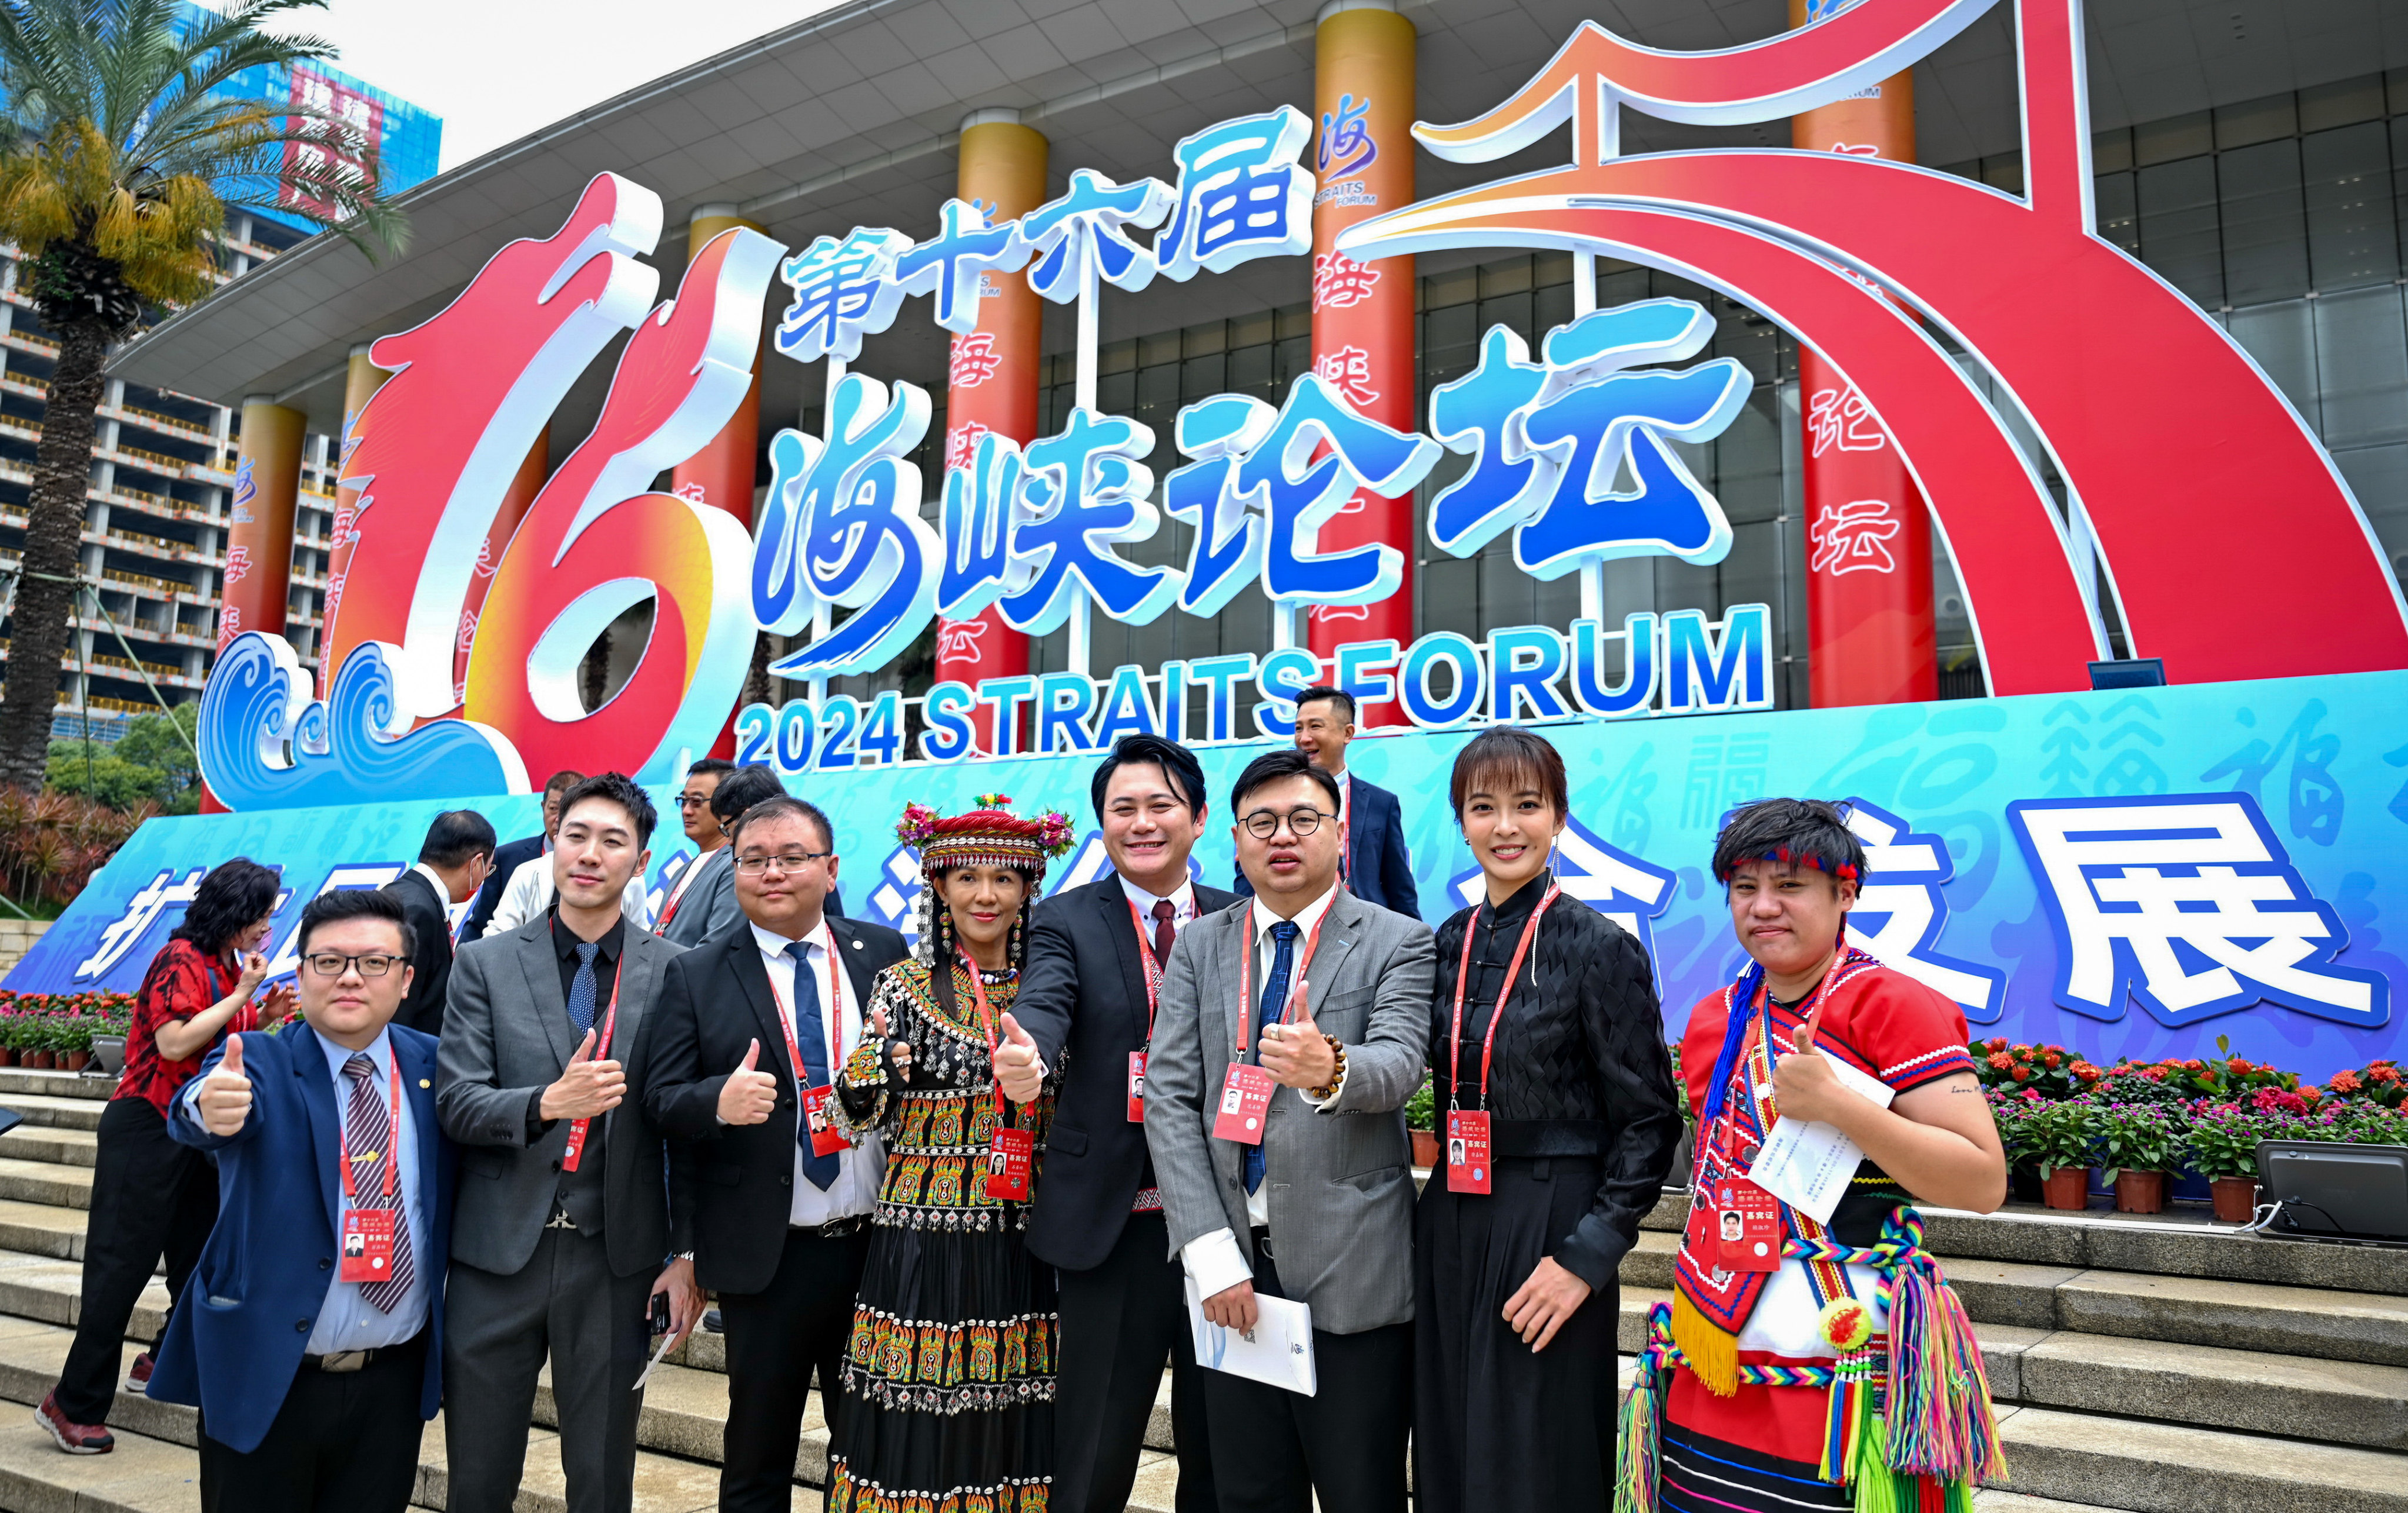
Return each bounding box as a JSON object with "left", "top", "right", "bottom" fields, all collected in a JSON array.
[
  {"left": 1620, "top": 799, "right": 2007, "bottom": 1513},
  {"left": 38, "top": 859, "right": 293, "bottom": 1454}
]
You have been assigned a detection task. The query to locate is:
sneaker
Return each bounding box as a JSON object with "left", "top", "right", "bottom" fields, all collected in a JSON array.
[
  {"left": 703, "top": 1308, "right": 724, "bottom": 1335},
  {"left": 122, "top": 1351, "right": 153, "bottom": 1394},
  {"left": 33, "top": 1392, "right": 112, "bottom": 1454}
]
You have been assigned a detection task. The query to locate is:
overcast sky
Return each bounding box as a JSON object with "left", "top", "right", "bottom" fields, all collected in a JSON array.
[{"left": 266, "top": 1, "right": 850, "bottom": 173}]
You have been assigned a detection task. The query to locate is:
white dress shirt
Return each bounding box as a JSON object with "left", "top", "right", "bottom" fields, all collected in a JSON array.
[
  {"left": 658, "top": 844, "right": 719, "bottom": 921},
  {"left": 489, "top": 853, "right": 654, "bottom": 934},
  {"left": 753, "top": 919, "right": 883, "bottom": 1226},
  {"left": 1117, "top": 873, "right": 1198, "bottom": 936},
  {"left": 1180, "top": 884, "right": 1340, "bottom": 1302}
]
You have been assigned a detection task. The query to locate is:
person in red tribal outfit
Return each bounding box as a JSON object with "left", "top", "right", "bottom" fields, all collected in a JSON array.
[{"left": 1619, "top": 799, "right": 2008, "bottom": 1513}]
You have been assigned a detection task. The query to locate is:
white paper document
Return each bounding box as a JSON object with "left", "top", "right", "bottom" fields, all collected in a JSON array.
[
  {"left": 1748, "top": 1054, "right": 1896, "bottom": 1225},
  {"left": 1185, "top": 1275, "right": 1317, "bottom": 1396}
]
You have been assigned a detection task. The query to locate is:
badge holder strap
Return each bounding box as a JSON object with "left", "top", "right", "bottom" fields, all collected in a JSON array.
[{"left": 1444, "top": 884, "right": 1558, "bottom": 1116}]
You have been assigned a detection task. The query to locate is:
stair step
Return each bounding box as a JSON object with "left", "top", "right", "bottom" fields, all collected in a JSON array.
[
  {"left": 0, "top": 1128, "right": 95, "bottom": 1170},
  {"left": 0, "top": 1094, "right": 107, "bottom": 1134},
  {"left": 0, "top": 1201, "right": 86, "bottom": 1263},
  {"left": 0, "top": 1071, "right": 115, "bottom": 1104},
  {"left": 1993, "top": 1404, "right": 2408, "bottom": 1513},
  {"left": 0, "top": 1160, "right": 89, "bottom": 1213},
  {"left": 2005, "top": 1331, "right": 2408, "bottom": 1450},
  {"left": 0, "top": 1249, "right": 168, "bottom": 1336}
]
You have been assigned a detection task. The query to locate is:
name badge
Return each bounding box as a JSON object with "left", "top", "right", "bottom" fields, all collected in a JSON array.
[
  {"left": 1445, "top": 1108, "right": 1492, "bottom": 1194},
  {"left": 339, "top": 1207, "right": 397, "bottom": 1284},
  {"left": 1127, "top": 1051, "right": 1148, "bottom": 1123},
  {"left": 801, "top": 1085, "right": 850, "bottom": 1158},
  {"left": 1213, "top": 1063, "right": 1274, "bottom": 1145},
  {"left": 985, "top": 1127, "right": 1033, "bottom": 1200},
  {"left": 560, "top": 1115, "right": 594, "bottom": 1173},
  {"left": 1715, "top": 1178, "right": 1784, "bottom": 1272}
]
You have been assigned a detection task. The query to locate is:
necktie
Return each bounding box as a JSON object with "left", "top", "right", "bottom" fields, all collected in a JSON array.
[
  {"left": 342, "top": 1053, "right": 415, "bottom": 1313},
  {"left": 567, "top": 941, "right": 600, "bottom": 1037},
  {"left": 1245, "top": 920, "right": 1300, "bottom": 1195},
  {"left": 1149, "top": 899, "right": 1177, "bottom": 967},
  {"left": 786, "top": 941, "right": 840, "bottom": 1190}
]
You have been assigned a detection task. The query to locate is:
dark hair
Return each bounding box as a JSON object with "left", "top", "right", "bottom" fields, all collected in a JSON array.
[
  {"left": 681, "top": 757, "right": 737, "bottom": 786},
  {"left": 1295, "top": 684, "right": 1356, "bottom": 724},
  {"left": 557, "top": 771, "right": 659, "bottom": 849},
  {"left": 730, "top": 794, "right": 833, "bottom": 851},
  {"left": 1449, "top": 727, "right": 1568, "bottom": 821},
  {"left": 542, "top": 770, "right": 585, "bottom": 799},
  {"left": 171, "top": 858, "right": 281, "bottom": 955},
  {"left": 710, "top": 763, "right": 787, "bottom": 826},
  {"left": 419, "top": 809, "right": 498, "bottom": 869},
  {"left": 297, "top": 886, "right": 416, "bottom": 960},
  {"left": 1090, "top": 734, "right": 1207, "bottom": 821},
  {"left": 1230, "top": 747, "right": 1341, "bottom": 817},
  {"left": 1711, "top": 798, "right": 1870, "bottom": 887}
]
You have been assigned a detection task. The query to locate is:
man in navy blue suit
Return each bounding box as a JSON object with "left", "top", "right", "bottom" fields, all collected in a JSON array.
[
  {"left": 152, "top": 887, "right": 455, "bottom": 1512},
  {"left": 1235, "top": 685, "right": 1421, "bottom": 920}
]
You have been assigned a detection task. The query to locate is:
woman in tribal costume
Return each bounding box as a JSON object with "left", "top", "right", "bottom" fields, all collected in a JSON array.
[
  {"left": 829, "top": 796, "right": 1074, "bottom": 1513},
  {"left": 1619, "top": 799, "right": 2008, "bottom": 1513}
]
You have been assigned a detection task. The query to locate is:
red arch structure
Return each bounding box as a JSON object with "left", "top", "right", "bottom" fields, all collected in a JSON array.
[{"left": 1344, "top": 0, "right": 2408, "bottom": 692}]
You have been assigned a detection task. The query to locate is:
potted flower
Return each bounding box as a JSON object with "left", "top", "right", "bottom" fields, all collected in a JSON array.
[
  {"left": 53, "top": 1014, "right": 95, "bottom": 1074},
  {"left": 2095, "top": 1104, "right": 2180, "bottom": 1213},
  {"left": 2186, "top": 1103, "right": 2266, "bottom": 1222},
  {"left": 19, "top": 1013, "right": 54, "bottom": 1071},
  {"left": 1406, "top": 1074, "right": 1438, "bottom": 1169},
  {"left": 2022, "top": 1100, "right": 2096, "bottom": 1209}
]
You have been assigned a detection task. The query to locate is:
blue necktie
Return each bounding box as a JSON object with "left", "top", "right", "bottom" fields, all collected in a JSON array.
[
  {"left": 786, "top": 941, "right": 839, "bottom": 1191},
  {"left": 1245, "top": 920, "right": 1300, "bottom": 1195},
  {"left": 566, "top": 942, "right": 599, "bottom": 1037}
]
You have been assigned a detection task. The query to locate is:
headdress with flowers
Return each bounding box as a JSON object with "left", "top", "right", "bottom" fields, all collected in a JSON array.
[{"left": 898, "top": 794, "right": 1074, "bottom": 970}]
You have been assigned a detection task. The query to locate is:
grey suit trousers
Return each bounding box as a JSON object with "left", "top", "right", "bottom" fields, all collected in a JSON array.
[{"left": 443, "top": 1227, "right": 652, "bottom": 1513}]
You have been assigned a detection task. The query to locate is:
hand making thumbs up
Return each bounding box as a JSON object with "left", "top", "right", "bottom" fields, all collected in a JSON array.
[
  {"left": 718, "top": 1037, "right": 780, "bottom": 1125},
  {"left": 196, "top": 1034, "right": 253, "bottom": 1137},
  {"left": 1258, "top": 981, "right": 1338, "bottom": 1091},
  {"left": 539, "top": 1028, "right": 626, "bottom": 1122},
  {"left": 994, "top": 1012, "right": 1045, "bottom": 1105},
  {"left": 1771, "top": 1006, "right": 1845, "bottom": 1123}
]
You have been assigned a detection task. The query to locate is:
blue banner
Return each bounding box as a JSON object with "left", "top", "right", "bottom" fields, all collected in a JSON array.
[{"left": 14, "top": 671, "right": 2402, "bottom": 1079}]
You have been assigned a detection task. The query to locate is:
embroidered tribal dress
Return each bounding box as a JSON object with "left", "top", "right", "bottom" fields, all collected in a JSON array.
[
  {"left": 1621, "top": 953, "right": 1997, "bottom": 1513},
  {"left": 829, "top": 956, "right": 1060, "bottom": 1513}
]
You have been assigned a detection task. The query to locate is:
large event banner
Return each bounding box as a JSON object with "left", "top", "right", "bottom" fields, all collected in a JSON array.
[{"left": 13, "top": 669, "right": 2400, "bottom": 1078}]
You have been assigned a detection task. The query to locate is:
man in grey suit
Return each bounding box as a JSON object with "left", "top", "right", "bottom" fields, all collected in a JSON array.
[
  {"left": 1143, "top": 748, "right": 1433, "bottom": 1513},
  {"left": 651, "top": 757, "right": 735, "bottom": 944},
  {"left": 436, "top": 772, "right": 703, "bottom": 1513}
]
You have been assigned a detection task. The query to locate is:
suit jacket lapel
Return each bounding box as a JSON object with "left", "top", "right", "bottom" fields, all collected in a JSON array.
[
  {"left": 514, "top": 923, "right": 577, "bottom": 1071},
  {"left": 829, "top": 919, "right": 880, "bottom": 1022},
  {"left": 398, "top": 1032, "right": 440, "bottom": 1228},
  {"left": 290, "top": 1024, "right": 345, "bottom": 1241},
  {"left": 1303, "top": 891, "right": 1366, "bottom": 1018},
  {"left": 1096, "top": 879, "right": 1154, "bottom": 1041},
  {"left": 728, "top": 928, "right": 791, "bottom": 1084}
]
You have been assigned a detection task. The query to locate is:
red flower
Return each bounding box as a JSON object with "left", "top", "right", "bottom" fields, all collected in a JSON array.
[
  {"left": 2072, "top": 1062, "right": 2101, "bottom": 1082},
  {"left": 1987, "top": 1053, "right": 2013, "bottom": 1072},
  {"left": 2182, "top": 1059, "right": 2205, "bottom": 1073},
  {"left": 2010, "top": 1066, "right": 2030, "bottom": 1082},
  {"left": 1986, "top": 1037, "right": 2008, "bottom": 1052},
  {"left": 2140, "top": 1067, "right": 2167, "bottom": 1082},
  {"left": 2042, "top": 1051, "right": 2062, "bottom": 1069},
  {"left": 2229, "top": 1057, "right": 2252, "bottom": 1075},
  {"left": 2330, "top": 1070, "right": 2364, "bottom": 1094},
  {"left": 2019, "top": 1088, "right": 2042, "bottom": 1101}
]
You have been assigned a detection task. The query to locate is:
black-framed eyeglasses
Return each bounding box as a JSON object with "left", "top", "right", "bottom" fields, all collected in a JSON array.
[
  {"left": 733, "top": 851, "right": 833, "bottom": 874},
  {"left": 675, "top": 794, "right": 712, "bottom": 809},
  {"left": 304, "top": 953, "right": 400, "bottom": 978},
  {"left": 1239, "top": 806, "right": 1332, "bottom": 840}
]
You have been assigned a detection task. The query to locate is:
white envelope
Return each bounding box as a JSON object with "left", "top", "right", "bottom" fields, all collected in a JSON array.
[
  {"left": 1748, "top": 1054, "right": 1897, "bottom": 1226},
  {"left": 1185, "top": 1274, "right": 1317, "bottom": 1396}
]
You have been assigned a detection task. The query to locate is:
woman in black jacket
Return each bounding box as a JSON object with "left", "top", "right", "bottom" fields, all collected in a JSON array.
[{"left": 1413, "top": 726, "right": 1684, "bottom": 1513}]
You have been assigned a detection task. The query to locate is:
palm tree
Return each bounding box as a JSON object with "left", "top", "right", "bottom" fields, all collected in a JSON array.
[{"left": 0, "top": 0, "right": 406, "bottom": 787}]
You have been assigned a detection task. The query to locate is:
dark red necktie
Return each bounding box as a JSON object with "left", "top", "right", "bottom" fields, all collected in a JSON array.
[{"left": 1150, "top": 899, "right": 1177, "bottom": 967}]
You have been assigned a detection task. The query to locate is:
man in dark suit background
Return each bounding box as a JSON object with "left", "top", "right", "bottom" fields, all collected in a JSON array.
[
  {"left": 152, "top": 887, "right": 456, "bottom": 1511},
  {"left": 460, "top": 769, "right": 583, "bottom": 943},
  {"left": 383, "top": 809, "right": 496, "bottom": 1036},
  {"left": 643, "top": 794, "right": 905, "bottom": 1512},
  {"left": 1233, "top": 686, "right": 1420, "bottom": 920},
  {"left": 994, "top": 734, "right": 1233, "bottom": 1513}
]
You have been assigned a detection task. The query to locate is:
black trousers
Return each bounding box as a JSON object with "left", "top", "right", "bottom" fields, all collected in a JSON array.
[
  {"left": 1053, "top": 1210, "right": 1217, "bottom": 1513},
  {"left": 199, "top": 1332, "right": 427, "bottom": 1512},
  {"left": 1200, "top": 1244, "right": 1411, "bottom": 1513},
  {"left": 58, "top": 1097, "right": 217, "bottom": 1424},
  {"left": 718, "top": 1223, "right": 873, "bottom": 1513}
]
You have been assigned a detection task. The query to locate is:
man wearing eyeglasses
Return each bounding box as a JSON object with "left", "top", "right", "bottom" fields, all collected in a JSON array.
[
  {"left": 653, "top": 759, "right": 736, "bottom": 946},
  {"left": 1143, "top": 747, "right": 1434, "bottom": 1513},
  {"left": 641, "top": 795, "right": 906, "bottom": 1512},
  {"left": 151, "top": 887, "right": 457, "bottom": 1511},
  {"left": 1233, "top": 686, "right": 1421, "bottom": 920}
]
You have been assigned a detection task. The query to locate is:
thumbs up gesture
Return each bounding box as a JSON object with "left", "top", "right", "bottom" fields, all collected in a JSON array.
[
  {"left": 718, "top": 1037, "right": 779, "bottom": 1125},
  {"left": 1771, "top": 1007, "right": 1845, "bottom": 1123},
  {"left": 994, "top": 1013, "right": 1046, "bottom": 1105},
  {"left": 1259, "top": 983, "right": 1337, "bottom": 1090},
  {"left": 196, "top": 1035, "right": 253, "bottom": 1137},
  {"left": 540, "top": 1029, "right": 627, "bottom": 1122}
]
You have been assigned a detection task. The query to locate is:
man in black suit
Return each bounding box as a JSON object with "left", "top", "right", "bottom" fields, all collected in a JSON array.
[
  {"left": 642, "top": 795, "right": 905, "bottom": 1513},
  {"left": 994, "top": 734, "right": 1233, "bottom": 1513},
  {"left": 1233, "top": 686, "right": 1420, "bottom": 919},
  {"left": 382, "top": 809, "right": 496, "bottom": 1036},
  {"left": 460, "top": 770, "right": 582, "bottom": 943}
]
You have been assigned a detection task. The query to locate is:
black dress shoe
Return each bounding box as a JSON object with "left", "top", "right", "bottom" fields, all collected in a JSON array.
[{"left": 703, "top": 1308, "right": 724, "bottom": 1334}]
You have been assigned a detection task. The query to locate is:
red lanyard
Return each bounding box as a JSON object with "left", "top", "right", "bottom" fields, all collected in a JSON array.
[
  {"left": 1447, "top": 882, "right": 1559, "bottom": 1112},
  {"left": 337, "top": 1047, "right": 404, "bottom": 1203},
  {"left": 656, "top": 848, "right": 715, "bottom": 930},
  {"left": 1126, "top": 896, "right": 1169, "bottom": 1042},
  {"left": 550, "top": 919, "right": 626, "bottom": 1151},
  {"left": 1338, "top": 778, "right": 1350, "bottom": 888},
  {"left": 960, "top": 950, "right": 1014, "bottom": 1127},
  {"left": 1233, "top": 903, "right": 1331, "bottom": 1059},
  {"left": 766, "top": 929, "right": 847, "bottom": 1088}
]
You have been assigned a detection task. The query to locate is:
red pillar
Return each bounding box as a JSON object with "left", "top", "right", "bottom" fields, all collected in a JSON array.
[{"left": 1792, "top": 6, "right": 1937, "bottom": 707}]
